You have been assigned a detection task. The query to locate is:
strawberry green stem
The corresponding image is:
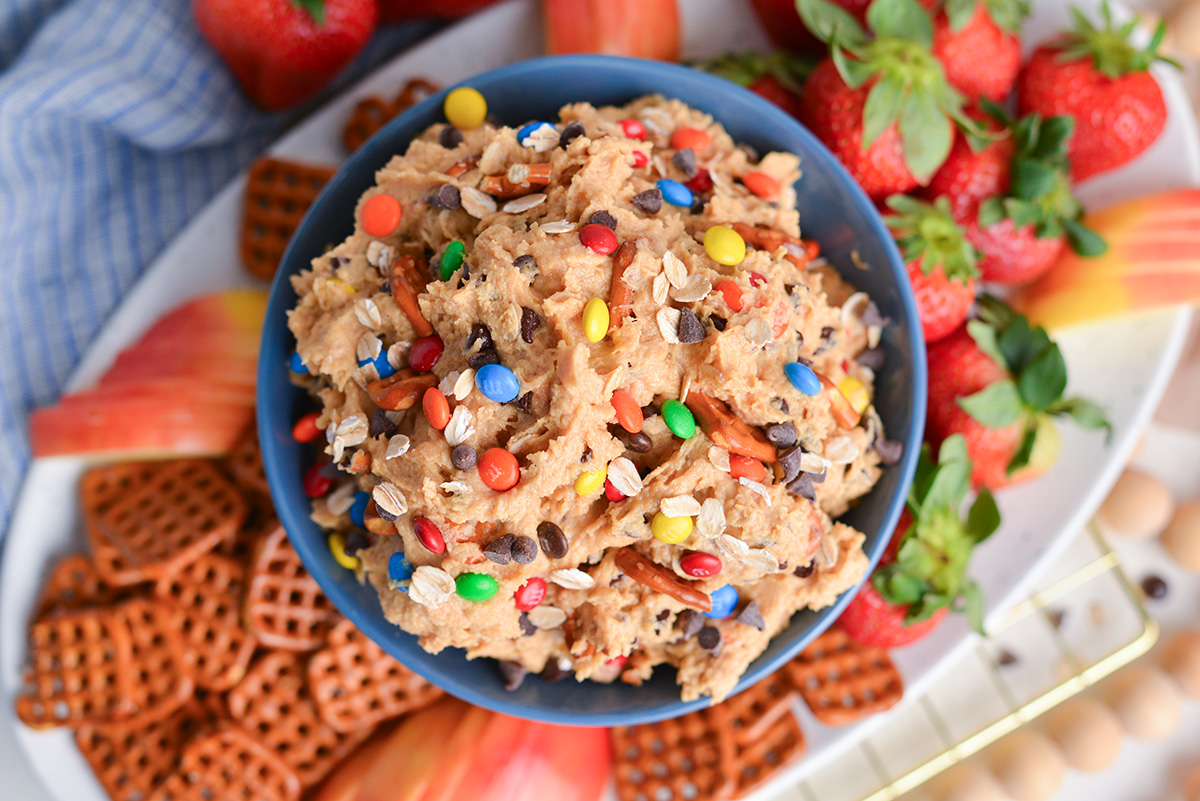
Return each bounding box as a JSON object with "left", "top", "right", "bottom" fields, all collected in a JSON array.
[{"left": 290, "top": 0, "right": 326, "bottom": 25}]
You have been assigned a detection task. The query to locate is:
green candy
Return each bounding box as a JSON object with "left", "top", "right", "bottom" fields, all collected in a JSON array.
[
  {"left": 440, "top": 240, "right": 466, "bottom": 281},
  {"left": 455, "top": 572, "right": 498, "bottom": 602},
  {"left": 662, "top": 399, "right": 696, "bottom": 439}
]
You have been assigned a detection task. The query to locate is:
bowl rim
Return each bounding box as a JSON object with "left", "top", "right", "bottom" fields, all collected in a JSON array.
[{"left": 259, "top": 53, "right": 926, "bottom": 726}]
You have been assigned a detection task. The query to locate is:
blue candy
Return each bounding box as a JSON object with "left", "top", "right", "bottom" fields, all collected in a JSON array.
[
  {"left": 349, "top": 491, "right": 370, "bottom": 528},
  {"left": 475, "top": 363, "right": 520, "bottom": 403},
  {"left": 372, "top": 350, "right": 397, "bottom": 379},
  {"left": 516, "top": 121, "right": 555, "bottom": 146},
  {"left": 657, "top": 179, "right": 694, "bottom": 208},
  {"left": 289, "top": 351, "right": 309, "bottom": 374},
  {"left": 706, "top": 585, "right": 739, "bottom": 619},
  {"left": 388, "top": 552, "right": 414, "bottom": 590},
  {"left": 785, "top": 361, "right": 821, "bottom": 396}
]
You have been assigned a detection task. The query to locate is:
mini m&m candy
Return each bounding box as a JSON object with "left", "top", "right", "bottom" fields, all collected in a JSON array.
[
  {"left": 706, "top": 585, "right": 738, "bottom": 619},
  {"left": 444, "top": 87, "right": 487, "bottom": 129},
  {"left": 517, "top": 121, "right": 555, "bottom": 147},
  {"left": 413, "top": 516, "right": 446, "bottom": 554},
  {"left": 514, "top": 577, "right": 547, "bottom": 611},
  {"left": 328, "top": 533, "right": 359, "bottom": 570},
  {"left": 289, "top": 351, "right": 309, "bottom": 374},
  {"left": 439, "top": 241, "right": 465, "bottom": 281},
  {"left": 651, "top": 512, "right": 693, "bottom": 544},
  {"left": 662, "top": 399, "right": 696, "bottom": 439},
  {"left": 456, "top": 572, "right": 499, "bottom": 602},
  {"left": 408, "top": 335, "right": 444, "bottom": 373},
  {"left": 302, "top": 463, "right": 332, "bottom": 498},
  {"left": 580, "top": 223, "right": 618, "bottom": 255},
  {"left": 292, "top": 412, "right": 322, "bottom": 443},
  {"left": 680, "top": 552, "right": 722, "bottom": 578},
  {"left": 743, "top": 171, "right": 780, "bottom": 200},
  {"left": 619, "top": 118, "right": 646, "bottom": 140},
  {"left": 657, "top": 179, "right": 694, "bottom": 208},
  {"left": 704, "top": 225, "right": 746, "bottom": 266},
  {"left": 671, "top": 127, "right": 712, "bottom": 152},
  {"left": 478, "top": 447, "right": 520, "bottom": 491},
  {"left": 575, "top": 466, "right": 607, "bottom": 496},
  {"left": 361, "top": 195, "right": 402, "bottom": 238},
  {"left": 582, "top": 298, "right": 609, "bottom": 342},
  {"left": 388, "top": 552, "right": 414, "bottom": 588},
  {"left": 476, "top": 363, "right": 520, "bottom": 403},
  {"left": 785, "top": 362, "right": 821, "bottom": 396},
  {"left": 349, "top": 491, "right": 370, "bottom": 527}
]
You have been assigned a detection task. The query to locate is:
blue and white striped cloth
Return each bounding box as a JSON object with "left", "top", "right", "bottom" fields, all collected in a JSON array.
[{"left": 0, "top": 0, "right": 433, "bottom": 535}]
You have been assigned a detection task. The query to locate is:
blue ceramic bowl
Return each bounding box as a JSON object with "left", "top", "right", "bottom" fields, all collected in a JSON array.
[{"left": 259, "top": 55, "right": 925, "bottom": 726}]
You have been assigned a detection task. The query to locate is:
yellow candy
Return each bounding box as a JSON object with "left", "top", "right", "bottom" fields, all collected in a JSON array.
[
  {"left": 444, "top": 87, "right": 487, "bottom": 129},
  {"left": 703, "top": 225, "right": 746, "bottom": 266},
  {"left": 575, "top": 466, "right": 607, "bottom": 496},
  {"left": 837, "top": 376, "right": 871, "bottom": 415},
  {"left": 328, "top": 533, "right": 359, "bottom": 570},
  {"left": 651, "top": 512, "right": 693, "bottom": 544},
  {"left": 582, "top": 297, "right": 609, "bottom": 343}
]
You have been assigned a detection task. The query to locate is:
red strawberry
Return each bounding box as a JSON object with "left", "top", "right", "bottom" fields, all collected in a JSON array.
[
  {"left": 796, "top": 0, "right": 979, "bottom": 200},
  {"left": 379, "top": 0, "right": 501, "bottom": 23},
  {"left": 543, "top": 0, "right": 680, "bottom": 61},
  {"left": 746, "top": 0, "right": 823, "bottom": 53},
  {"left": 925, "top": 298, "right": 1110, "bottom": 489},
  {"left": 922, "top": 116, "right": 1013, "bottom": 218},
  {"left": 1017, "top": 6, "right": 1175, "bottom": 182},
  {"left": 838, "top": 438, "right": 1000, "bottom": 648},
  {"left": 194, "top": 0, "right": 376, "bottom": 111},
  {"left": 695, "top": 51, "right": 812, "bottom": 119},
  {"left": 884, "top": 196, "right": 980, "bottom": 343},
  {"left": 931, "top": 0, "right": 1026, "bottom": 102},
  {"left": 965, "top": 218, "right": 1065, "bottom": 285}
]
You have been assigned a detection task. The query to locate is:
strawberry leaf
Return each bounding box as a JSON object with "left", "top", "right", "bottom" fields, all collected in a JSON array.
[
  {"left": 1006, "top": 419, "right": 1039, "bottom": 475},
  {"left": 958, "top": 379, "right": 1022, "bottom": 427},
  {"left": 983, "top": 0, "right": 1030, "bottom": 35},
  {"left": 944, "top": 0, "right": 978, "bottom": 31},
  {"left": 290, "top": 0, "right": 325, "bottom": 24},
  {"left": 1048, "top": 396, "right": 1113, "bottom": 441},
  {"left": 962, "top": 580, "right": 985, "bottom": 633},
  {"left": 1017, "top": 344, "right": 1067, "bottom": 411},
  {"left": 885, "top": 195, "right": 980, "bottom": 281},
  {"left": 966, "top": 488, "right": 1000, "bottom": 543},
  {"left": 1062, "top": 218, "right": 1108, "bottom": 257},
  {"left": 898, "top": 86, "right": 952, "bottom": 181},
  {"left": 795, "top": 0, "right": 870, "bottom": 46},
  {"left": 692, "top": 51, "right": 815, "bottom": 93},
  {"left": 862, "top": 77, "right": 907, "bottom": 148},
  {"left": 874, "top": 567, "right": 924, "bottom": 605},
  {"left": 967, "top": 319, "right": 1005, "bottom": 365},
  {"left": 1057, "top": 0, "right": 1178, "bottom": 77},
  {"left": 866, "top": 0, "right": 933, "bottom": 47}
]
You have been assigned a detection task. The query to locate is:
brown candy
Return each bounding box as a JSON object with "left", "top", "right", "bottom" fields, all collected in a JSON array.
[
  {"left": 82, "top": 459, "right": 247, "bottom": 586},
  {"left": 228, "top": 651, "right": 368, "bottom": 787},
  {"left": 154, "top": 553, "right": 257, "bottom": 691},
  {"left": 241, "top": 157, "right": 336, "bottom": 280},
  {"left": 147, "top": 723, "right": 302, "bottom": 801},
  {"left": 343, "top": 78, "right": 439, "bottom": 153},
  {"left": 306, "top": 619, "right": 443, "bottom": 734},
  {"left": 244, "top": 522, "right": 340, "bottom": 651},
  {"left": 614, "top": 547, "right": 712, "bottom": 612},
  {"left": 784, "top": 628, "right": 903, "bottom": 726}
]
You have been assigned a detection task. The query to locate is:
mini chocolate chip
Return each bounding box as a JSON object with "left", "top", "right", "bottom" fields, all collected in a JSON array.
[
  {"left": 608, "top": 423, "right": 653, "bottom": 453},
  {"left": 787, "top": 472, "right": 816, "bottom": 502},
  {"left": 559, "top": 119, "right": 585, "bottom": 148},
  {"left": 506, "top": 391, "right": 533, "bottom": 414},
  {"left": 581, "top": 447, "right": 592, "bottom": 463},
  {"left": 996, "top": 649, "right": 1019, "bottom": 667},
  {"left": 810, "top": 467, "right": 827, "bottom": 484},
  {"left": 861, "top": 300, "right": 886, "bottom": 328},
  {"left": 677, "top": 309, "right": 705, "bottom": 343},
  {"left": 467, "top": 323, "right": 494, "bottom": 352},
  {"left": 778, "top": 446, "right": 804, "bottom": 483},
  {"left": 518, "top": 614, "right": 537, "bottom": 637},
  {"left": 451, "top": 444, "right": 477, "bottom": 471},
  {"left": 427, "top": 184, "right": 461, "bottom": 210},
  {"left": 537, "top": 521, "right": 569, "bottom": 559},
  {"left": 439, "top": 126, "right": 464, "bottom": 148},
  {"left": 697, "top": 626, "right": 722, "bottom": 652},
  {"left": 641, "top": 403, "right": 660, "bottom": 419},
  {"left": 765, "top": 422, "right": 798, "bottom": 449},
  {"left": 794, "top": 562, "right": 815, "bottom": 578},
  {"left": 772, "top": 397, "right": 790, "bottom": 414},
  {"left": 379, "top": 280, "right": 391, "bottom": 295},
  {"left": 514, "top": 253, "right": 537, "bottom": 272},
  {"left": 795, "top": 355, "right": 813, "bottom": 368},
  {"left": 520, "top": 307, "right": 542, "bottom": 343},
  {"left": 672, "top": 148, "right": 698, "bottom": 179},
  {"left": 777, "top": 561, "right": 788, "bottom": 571},
  {"left": 857, "top": 347, "right": 886, "bottom": 370},
  {"left": 690, "top": 198, "right": 707, "bottom": 215},
  {"left": 498, "top": 660, "right": 527, "bottom": 691},
  {"left": 587, "top": 209, "right": 617, "bottom": 230},
  {"left": 677, "top": 609, "right": 705, "bottom": 637},
  {"left": 468, "top": 348, "right": 501, "bottom": 369},
  {"left": 369, "top": 407, "right": 397, "bottom": 438},
  {"left": 873, "top": 439, "right": 903, "bottom": 466},
  {"left": 632, "top": 188, "right": 663, "bottom": 214},
  {"left": 343, "top": 529, "right": 371, "bottom": 555},
  {"left": 820, "top": 325, "right": 836, "bottom": 341},
  {"left": 511, "top": 535, "right": 538, "bottom": 565},
  {"left": 485, "top": 114, "right": 504, "bottom": 128},
  {"left": 738, "top": 143, "right": 760, "bottom": 161},
  {"left": 656, "top": 609, "right": 672, "bottom": 622},
  {"left": 483, "top": 533, "right": 514, "bottom": 565},
  {"left": 1141, "top": 574, "right": 1168, "bottom": 599},
  {"left": 709, "top": 315, "right": 727, "bottom": 331},
  {"left": 737, "top": 601, "right": 765, "bottom": 631},
  {"left": 540, "top": 660, "right": 570, "bottom": 682}
]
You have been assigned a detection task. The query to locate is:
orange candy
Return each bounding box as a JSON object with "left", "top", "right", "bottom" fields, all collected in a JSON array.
[
  {"left": 728, "top": 454, "right": 767, "bottom": 482},
  {"left": 361, "top": 194, "right": 402, "bottom": 237},
  {"left": 742, "top": 172, "right": 781, "bottom": 200},
  {"left": 422, "top": 387, "right": 450, "bottom": 430},
  {"left": 478, "top": 448, "right": 520, "bottom": 491},
  {"left": 611, "top": 389, "right": 644, "bottom": 434},
  {"left": 291, "top": 412, "right": 322, "bottom": 443},
  {"left": 671, "top": 127, "right": 712, "bottom": 153},
  {"left": 715, "top": 279, "right": 744, "bottom": 312}
]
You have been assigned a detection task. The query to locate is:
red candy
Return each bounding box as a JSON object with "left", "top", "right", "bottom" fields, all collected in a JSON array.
[
  {"left": 686, "top": 169, "right": 713, "bottom": 193},
  {"left": 631, "top": 151, "right": 648, "bottom": 168},
  {"left": 606, "top": 655, "right": 628, "bottom": 669},
  {"left": 715, "top": 279, "right": 744, "bottom": 312},
  {"left": 579, "top": 223, "right": 618, "bottom": 255},
  {"left": 671, "top": 127, "right": 712, "bottom": 153},
  {"left": 361, "top": 194, "right": 402, "bottom": 237},
  {"left": 728, "top": 454, "right": 767, "bottom": 482},
  {"left": 604, "top": 478, "right": 625, "bottom": 503},
  {"left": 302, "top": 462, "right": 332, "bottom": 498},
  {"left": 478, "top": 447, "right": 520, "bottom": 491},
  {"left": 742, "top": 171, "right": 781, "bottom": 200},
  {"left": 619, "top": 119, "right": 646, "bottom": 140},
  {"left": 514, "top": 577, "right": 547, "bottom": 611},
  {"left": 292, "top": 412, "right": 322, "bottom": 443},
  {"left": 408, "top": 335, "right": 444, "bottom": 372},
  {"left": 413, "top": 516, "right": 446, "bottom": 554},
  {"left": 749, "top": 272, "right": 767, "bottom": 287},
  {"left": 679, "top": 552, "right": 722, "bottom": 578}
]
